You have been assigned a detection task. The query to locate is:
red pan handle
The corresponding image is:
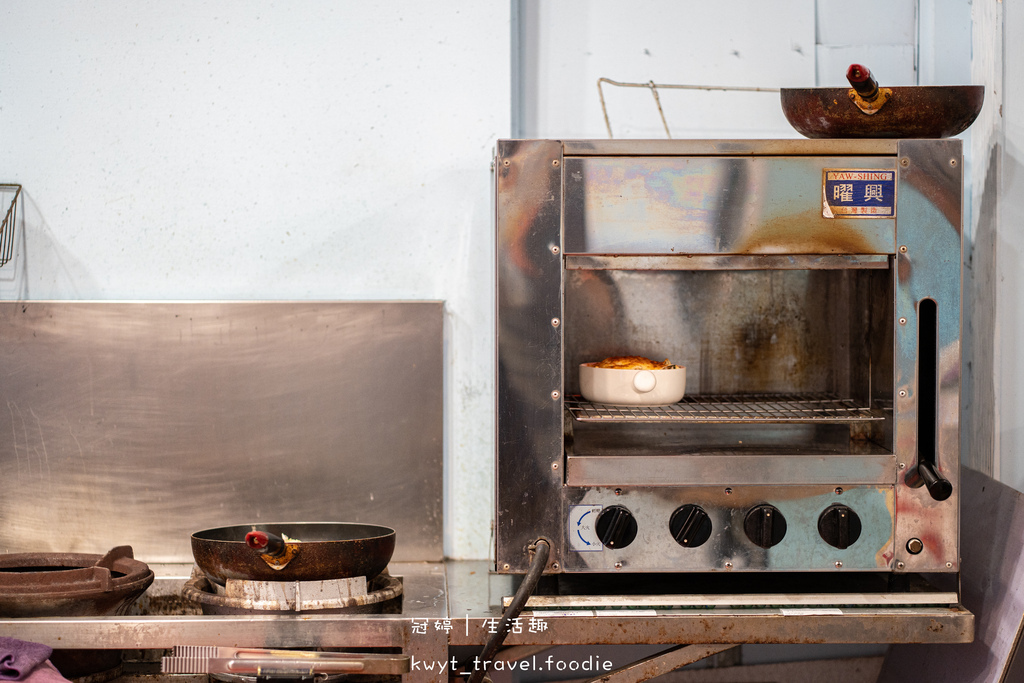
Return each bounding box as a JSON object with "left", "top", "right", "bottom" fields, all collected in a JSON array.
[
  {"left": 847, "top": 64, "right": 879, "bottom": 101},
  {"left": 245, "top": 530, "right": 288, "bottom": 558}
]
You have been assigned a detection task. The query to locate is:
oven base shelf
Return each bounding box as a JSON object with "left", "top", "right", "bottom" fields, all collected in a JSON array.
[{"left": 566, "top": 394, "right": 884, "bottom": 423}]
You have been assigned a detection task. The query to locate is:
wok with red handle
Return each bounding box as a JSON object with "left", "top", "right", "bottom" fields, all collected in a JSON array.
[
  {"left": 781, "top": 64, "right": 984, "bottom": 139},
  {"left": 191, "top": 522, "right": 396, "bottom": 585}
]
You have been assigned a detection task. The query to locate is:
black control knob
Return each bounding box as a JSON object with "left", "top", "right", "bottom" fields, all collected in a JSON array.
[
  {"left": 743, "top": 504, "right": 787, "bottom": 549},
  {"left": 817, "top": 504, "right": 862, "bottom": 549},
  {"left": 669, "top": 505, "right": 713, "bottom": 548},
  {"left": 595, "top": 505, "right": 638, "bottom": 549}
]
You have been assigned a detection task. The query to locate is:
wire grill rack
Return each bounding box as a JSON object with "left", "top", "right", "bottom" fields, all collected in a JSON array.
[
  {"left": 566, "top": 393, "right": 883, "bottom": 423},
  {"left": 0, "top": 184, "right": 21, "bottom": 267}
]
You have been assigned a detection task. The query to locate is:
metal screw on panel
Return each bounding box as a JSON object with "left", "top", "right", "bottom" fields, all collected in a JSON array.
[
  {"left": 503, "top": 159, "right": 511, "bottom": 167},
  {"left": 899, "top": 390, "right": 907, "bottom": 398},
  {"left": 896, "top": 561, "right": 906, "bottom": 570},
  {"left": 614, "top": 562, "right": 623, "bottom": 569},
  {"left": 551, "top": 462, "right": 559, "bottom": 470},
  {"left": 835, "top": 561, "right": 843, "bottom": 569},
  {"left": 725, "top": 561, "right": 733, "bottom": 570},
  {"left": 900, "top": 158, "right": 910, "bottom": 167},
  {"left": 899, "top": 245, "right": 908, "bottom": 253},
  {"left": 551, "top": 390, "right": 560, "bottom": 400},
  {"left": 551, "top": 562, "right": 560, "bottom": 570},
  {"left": 503, "top": 563, "right": 510, "bottom": 570},
  {"left": 907, "top": 538, "right": 924, "bottom": 554},
  {"left": 552, "top": 159, "right": 560, "bottom": 167},
  {"left": 834, "top": 487, "right": 844, "bottom": 495},
  {"left": 947, "top": 562, "right": 953, "bottom": 568},
  {"left": 725, "top": 487, "right": 733, "bottom": 495},
  {"left": 551, "top": 245, "right": 560, "bottom": 255},
  {"left": 551, "top": 318, "right": 560, "bottom": 328},
  {"left": 899, "top": 317, "right": 907, "bottom": 326},
  {"left": 614, "top": 488, "right": 622, "bottom": 496},
  {"left": 899, "top": 462, "right": 906, "bottom": 469},
  {"left": 950, "top": 158, "right": 958, "bottom": 167}
]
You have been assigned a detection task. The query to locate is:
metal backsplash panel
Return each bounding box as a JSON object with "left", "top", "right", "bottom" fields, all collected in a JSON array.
[{"left": 0, "top": 301, "right": 443, "bottom": 563}]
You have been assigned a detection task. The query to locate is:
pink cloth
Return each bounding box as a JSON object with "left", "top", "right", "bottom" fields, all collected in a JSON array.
[
  {"left": 20, "top": 661, "right": 68, "bottom": 683},
  {"left": 0, "top": 638, "right": 52, "bottom": 681}
]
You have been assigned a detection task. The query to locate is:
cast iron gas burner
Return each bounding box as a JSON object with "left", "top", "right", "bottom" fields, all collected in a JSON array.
[{"left": 181, "top": 566, "right": 402, "bottom": 614}]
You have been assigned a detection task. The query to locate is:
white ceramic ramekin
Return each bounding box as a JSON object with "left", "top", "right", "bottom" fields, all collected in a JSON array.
[{"left": 579, "top": 362, "right": 687, "bottom": 406}]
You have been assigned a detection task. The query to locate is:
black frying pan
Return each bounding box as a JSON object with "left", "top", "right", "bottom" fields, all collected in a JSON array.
[
  {"left": 781, "top": 64, "right": 984, "bottom": 139},
  {"left": 191, "top": 522, "right": 396, "bottom": 585}
]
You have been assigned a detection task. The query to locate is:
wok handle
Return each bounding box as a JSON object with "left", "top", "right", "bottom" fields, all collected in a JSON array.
[
  {"left": 847, "top": 64, "right": 879, "bottom": 101},
  {"left": 245, "top": 530, "right": 287, "bottom": 558}
]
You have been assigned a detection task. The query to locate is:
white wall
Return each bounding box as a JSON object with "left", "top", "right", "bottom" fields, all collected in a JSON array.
[
  {"left": 966, "top": 0, "right": 1024, "bottom": 493},
  {"left": 0, "top": 1, "right": 509, "bottom": 560},
  {"left": 516, "top": 1, "right": 816, "bottom": 139},
  {"left": 515, "top": 0, "right": 938, "bottom": 141},
  {"left": 996, "top": 0, "right": 1024, "bottom": 490},
  {"left": 965, "top": 1, "right": 1002, "bottom": 480}
]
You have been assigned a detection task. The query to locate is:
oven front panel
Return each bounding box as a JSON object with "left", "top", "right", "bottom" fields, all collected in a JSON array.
[
  {"left": 563, "top": 155, "right": 896, "bottom": 255},
  {"left": 561, "top": 486, "right": 895, "bottom": 573}
]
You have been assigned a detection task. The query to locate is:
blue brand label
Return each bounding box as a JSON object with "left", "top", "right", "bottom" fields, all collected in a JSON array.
[{"left": 823, "top": 169, "right": 896, "bottom": 218}]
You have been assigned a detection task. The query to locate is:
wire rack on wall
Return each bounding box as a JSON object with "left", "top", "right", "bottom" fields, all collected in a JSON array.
[
  {"left": 0, "top": 184, "right": 21, "bottom": 267},
  {"left": 596, "top": 78, "right": 780, "bottom": 139}
]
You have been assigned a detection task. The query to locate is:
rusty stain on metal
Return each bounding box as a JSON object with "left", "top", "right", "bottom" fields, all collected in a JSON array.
[
  {"left": 849, "top": 87, "right": 893, "bottom": 115},
  {"left": 735, "top": 209, "right": 880, "bottom": 255},
  {"left": 257, "top": 543, "right": 300, "bottom": 571}
]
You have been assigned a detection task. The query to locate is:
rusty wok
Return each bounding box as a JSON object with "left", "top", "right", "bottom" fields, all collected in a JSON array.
[
  {"left": 191, "top": 522, "right": 396, "bottom": 585},
  {"left": 780, "top": 64, "right": 984, "bottom": 139}
]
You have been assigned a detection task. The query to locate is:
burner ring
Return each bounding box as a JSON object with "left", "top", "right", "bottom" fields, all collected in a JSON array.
[
  {"left": 182, "top": 567, "right": 403, "bottom": 614},
  {"left": 0, "top": 547, "right": 154, "bottom": 617}
]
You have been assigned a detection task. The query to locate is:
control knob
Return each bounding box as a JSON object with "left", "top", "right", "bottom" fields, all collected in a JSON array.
[
  {"left": 817, "top": 504, "right": 862, "bottom": 549},
  {"left": 743, "top": 504, "right": 787, "bottom": 549},
  {"left": 669, "top": 504, "right": 713, "bottom": 548},
  {"left": 595, "top": 505, "right": 638, "bottom": 549}
]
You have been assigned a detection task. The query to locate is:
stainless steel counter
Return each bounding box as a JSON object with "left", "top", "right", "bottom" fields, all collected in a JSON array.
[
  {"left": 0, "top": 561, "right": 971, "bottom": 651},
  {"left": 0, "top": 563, "right": 447, "bottom": 649}
]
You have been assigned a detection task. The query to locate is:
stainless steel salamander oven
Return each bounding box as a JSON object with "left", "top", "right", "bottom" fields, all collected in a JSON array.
[{"left": 495, "top": 139, "right": 962, "bottom": 582}]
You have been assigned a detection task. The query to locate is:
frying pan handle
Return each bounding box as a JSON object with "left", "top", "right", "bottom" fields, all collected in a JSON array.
[
  {"left": 847, "top": 64, "right": 879, "bottom": 101},
  {"left": 245, "top": 530, "right": 288, "bottom": 558}
]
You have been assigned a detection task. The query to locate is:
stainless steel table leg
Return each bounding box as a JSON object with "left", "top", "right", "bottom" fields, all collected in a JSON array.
[
  {"left": 402, "top": 622, "right": 449, "bottom": 683},
  {"left": 581, "top": 644, "right": 737, "bottom": 683}
]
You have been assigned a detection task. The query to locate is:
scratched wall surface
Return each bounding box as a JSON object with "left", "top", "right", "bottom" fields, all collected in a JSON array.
[{"left": 0, "top": 302, "right": 443, "bottom": 562}]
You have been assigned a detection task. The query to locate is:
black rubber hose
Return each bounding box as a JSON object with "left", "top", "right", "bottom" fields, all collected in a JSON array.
[{"left": 466, "top": 539, "right": 550, "bottom": 683}]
